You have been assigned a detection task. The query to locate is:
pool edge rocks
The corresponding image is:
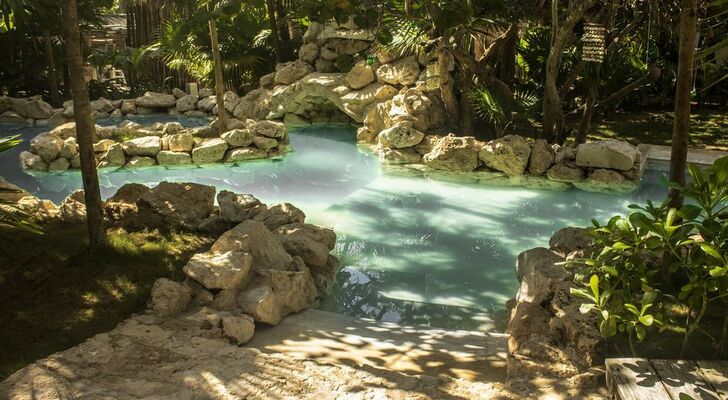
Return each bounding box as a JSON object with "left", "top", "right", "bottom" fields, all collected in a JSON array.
[
  {"left": 505, "top": 227, "right": 609, "bottom": 396},
  {"left": 18, "top": 119, "right": 290, "bottom": 172}
]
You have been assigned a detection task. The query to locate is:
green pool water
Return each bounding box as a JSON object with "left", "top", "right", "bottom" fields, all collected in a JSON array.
[{"left": 0, "top": 119, "right": 669, "bottom": 331}]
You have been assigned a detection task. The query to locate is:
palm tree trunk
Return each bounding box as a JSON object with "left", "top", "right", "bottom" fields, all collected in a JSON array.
[
  {"left": 266, "top": 0, "right": 282, "bottom": 63},
  {"left": 669, "top": 0, "right": 698, "bottom": 209},
  {"left": 62, "top": 0, "right": 106, "bottom": 251},
  {"left": 275, "top": 0, "right": 290, "bottom": 44},
  {"left": 208, "top": 10, "right": 227, "bottom": 132},
  {"left": 43, "top": 30, "right": 61, "bottom": 108}
]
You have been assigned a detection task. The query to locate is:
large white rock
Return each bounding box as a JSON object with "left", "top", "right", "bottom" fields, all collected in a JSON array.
[
  {"left": 222, "top": 314, "right": 255, "bottom": 344},
  {"left": 251, "top": 120, "right": 286, "bottom": 139},
  {"left": 378, "top": 125, "right": 424, "bottom": 149},
  {"left": 276, "top": 223, "right": 336, "bottom": 268},
  {"left": 164, "top": 132, "right": 194, "bottom": 152},
  {"left": 528, "top": 139, "right": 555, "bottom": 176},
  {"left": 124, "top": 156, "right": 156, "bottom": 168},
  {"left": 346, "top": 61, "right": 375, "bottom": 89},
  {"left": 176, "top": 94, "right": 199, "bottom": 112},
  {"left": 479, "top": 135, "right": 531, "bottom": 175},
  {"left": 13, "top": 99, "right": 54, "bottom": 119},
  {"left": 30, "top": 133, "right": 64, "bottom": 162},
  {"left": 252, "top": 136, "right": 278, "bottom": 151},
  {"left": 252, "top": 203, "right": 306, "bottom": 231},
  {"left": 232, "top": 88, "right": 272, "bottom": 121},
  {"left": 134, "top": 92, "right": 176, "bottom": 108},
  {"left": 376, "top": 56, "right": 420, "bottom": 85},
  {"left": 191, "top": 138, "right": 228, "bottom": 164},
  {"left": 137, "top": 182, "right": 216, "bottom": 229},
  {"left": 221, "top": 128, "right": 254, "bottom": 148},
  {"left": 183, "top": 251, "right": 254, "bottom": 290},
  {"left": 237, "top": 283, "right": 281, "bottom": 325},
  {"left": 122, "top": 136, "right": 161, "bottom": 157},
  {"left": 149, "top": 278, "right": 191, "bottom": 317},
  {"left": 212, "top": 219, "right": 293, "bottom": 271},
  {"left": 274, "top": 60, "right": 315, "bottom": 85},
  {"left": 224, "top": 147, "right": 268, "bottom": 162},
  {"left": 299, "top": 42, "right": 320, "bottom": 63},
  {"left": 422, "top": 135, "right": 480, "bottom": 172},
  {"left": 90, "top": 98, "right": 116, "bottom": 113},
  {"left": 515, "top": 247, "right": 568, "bottom": 304},
  {"left": 218, "top": 191, "right": 266, "bottom": 222},
  {"left": 157, "top": 151, "right": 192, "bottom": 165},
  {"left": 575, "top": 140, "right": 638, "bottom": 171}
]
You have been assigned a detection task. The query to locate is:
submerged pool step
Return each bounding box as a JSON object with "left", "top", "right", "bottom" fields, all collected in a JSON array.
[{"left": 247, "top": 309, "right": 508, "bottom": 383}]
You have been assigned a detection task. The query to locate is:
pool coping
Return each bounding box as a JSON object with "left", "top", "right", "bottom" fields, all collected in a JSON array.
[{"left": 639, "top": 144, "right": 727, "bottom": 166}]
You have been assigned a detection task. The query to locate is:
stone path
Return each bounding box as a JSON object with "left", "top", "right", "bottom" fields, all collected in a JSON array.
[{"left": 1, "top": 309, "right": 515, "bottom": 400}]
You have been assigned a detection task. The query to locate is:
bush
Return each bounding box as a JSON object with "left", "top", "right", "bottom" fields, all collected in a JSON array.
[{"left": 570, "top": 156, "right": 728, "bottom": 356}]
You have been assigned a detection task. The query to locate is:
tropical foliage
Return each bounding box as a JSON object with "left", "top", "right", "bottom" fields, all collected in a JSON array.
[
  {"left": 0, "top": 136, "right": 42, "bottom": 235},
  {"left": 570, "top": 156, "right": 728, "bottom": 356}
]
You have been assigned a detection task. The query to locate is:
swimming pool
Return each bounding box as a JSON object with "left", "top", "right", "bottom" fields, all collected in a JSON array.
[{"left": 0, "top": 118, "right": 669, "bottom": 331}]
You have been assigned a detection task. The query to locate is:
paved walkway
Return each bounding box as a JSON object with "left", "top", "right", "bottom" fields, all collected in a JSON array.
[
  {"left": 0, "top": 309, "right": 513, "bottom": 400},
  {"left": 639, "top": 144, "right": 728, "bottom": 165}
]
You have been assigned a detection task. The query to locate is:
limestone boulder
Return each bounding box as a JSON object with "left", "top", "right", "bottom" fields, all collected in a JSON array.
[
  {"left": 346, "top": 61, "right": 375, "bottom": 89},
  {"left": 276, "top": 223, "right": 336, "bottom": 268},
  {"left": 546, "top": 162, "right": 584, "bottom": 183},
  {"left": 51, "top": 122, "right": 77, "bottom": 139},
  {"left": 222, "top": 315, "right": 255, "bottom": 345},
  {"left": 104, "top": 183, "right": 150, "bottom": 223},
  {"left": 197, "top": 96, "right": 217, "bottom": 112},
  {"left": 137, "top": 182, "right": 216, "bottom": 229},
  {"left": 422, "top": 135, "right": 479, "bottom": 172},
  {"left": 232, "top": 88, "right": 272, "bottom": 121},
  {"left": 515, "top": 247, "right": 569, "bottom": 304},
  {"left": 275, "top": 60, "right": 315, "bottom": 85},
  {"left": 221, "top": 128, "right": 253, "bottom": 148},
  {"left": 157, "top": 151, "right": 192, "bottom": 166},
  {"left": 260, "top": 72, "right": 276, "bottom": 88},
  {"left": 252, "top": 203, "right": 306, "bottom": 231},
  {"left": 90, "top": 98, "right": 116, "bottom": 113},
  {"left": 378, "top": 147, "right": 421, "bottom": 165},
  {"left": 162, "top": 122, "right": 184, "bottom": 135},
  {"left": 48, "top": 158, "right": 70, "bottom": 171},
  {"left": 19, "top": 151, "right": 47, "bottom": 171},
  {"left": 507, "top": 301, "right": 552, "bottom": 356},
  {"left": 224, "top": 147, "right": 268, "bottom": 162},
  {"left": 172, "top": 88, "right": 187, "bottom": 98},
  {"left": 30, "top": 133, "right": 64, "bottom": 162},
  {"left": 223, "top": 91, "right": 240, "bottom": 114},
  {"left": 183, "top": 251, "right": 254, "bottom": 290},
  {"left": 120, "top": 100, "right": 137, "bottom": 114},
  {"left": 378, "top": 125, "right": 424, "bottom": 149},
  {"left": 125, "top": 156, "right": 156, "bottom": 168},
  {"left": 165, "top": 132, "right": 194, "bottom": 152},
  {"left": 192, "top": 138, "right": 228, "bottom": 164},
  {"left": 549, "top": 227, "right": 595, "bottom": 258},
  {"left": 13, "top": 99, "right": 54, "bottom": 119},
  {"left": 176, "top": 94, "right": 199, "bottom": 113},
  {"left": 122, "top": 136, "right": 161, "bottom": 157},
  {"left": 0, "top": 177, "right": 30, "bottom": 203},
  {"left": 218, "top": 191, "right": 266, "bottom": 222},
  {"left": 528, "top": 139, "right": 555, "bottom": 176},
  {"left": 376, "top": 56, "right": 420, "bottom": 86},
  {"left": 102, "top": 143, "right": 126, "bottom": 167},
  {"left": 252, "top": 136, "right": 278, "bottom": 151},
  {"left": 134, "top": 92, "right": 176, "bottom": 108},
  {"left": 238, "top": 283, "right": 281, "bottom": 325},
  {"left": 356, "top": 127, "right": 377, "bottom": 143},
  {"left": 575, "top": 140, "right": 639, "bottom": 171},
  {"left": 149, "top": 278, "right": 192, "bottom": 317},
  {"left": 0, "top": 111, "right": 26, "bottom": 124},
  {"left": 299, "top": 42, "right": 320, "bottom": 64},
  {"left": 212, "top": 220, "right": 293, "bottom": 271},
  {"left": 252, "top": 120, "right": 286, "bottom": 139},
  {"left": 479, "top": 135, "right": 531, "bottom": 175},
  {"left": 60, "top": 190, "right": 86, "bottom": 223},
  {"left": 574, "top": 169, "right": 638, "bottom": 193},
  {"left": 258, "top": 269, "right": 318, "bottom": 319}
]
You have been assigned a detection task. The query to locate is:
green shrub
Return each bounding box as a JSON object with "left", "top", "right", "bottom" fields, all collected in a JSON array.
[
  {"left": 570, "top": 156, "right": 728, "bottom": 356},
  {"left": 0, "top": 136, "right": 42, "bottom": 235}
]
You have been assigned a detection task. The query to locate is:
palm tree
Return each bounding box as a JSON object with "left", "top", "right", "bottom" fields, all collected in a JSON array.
[
  {"left": 669, "top": 0, "right": 698, "bottom": 208},
  {"left": 61, "top": 0, "right": 106, "bottom": 251}
]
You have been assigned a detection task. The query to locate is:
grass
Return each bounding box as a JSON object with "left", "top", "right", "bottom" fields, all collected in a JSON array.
[
  {"left": 589, "top": 109, "right": 728, "bottom": 150},
  {"left": 0, "top": 223, "right": 214, "bottom": 379}
]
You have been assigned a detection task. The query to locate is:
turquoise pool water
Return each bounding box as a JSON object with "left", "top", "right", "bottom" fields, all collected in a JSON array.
[{"left": 0, "top": 118, "right": 669, "bottom": 331}]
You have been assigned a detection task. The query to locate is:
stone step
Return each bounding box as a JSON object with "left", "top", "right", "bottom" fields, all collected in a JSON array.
[{"left": 247, "top": 309, "right": 508, "bottom": 382}]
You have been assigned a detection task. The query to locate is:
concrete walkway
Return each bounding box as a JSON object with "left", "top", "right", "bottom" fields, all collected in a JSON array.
[
  {"left": 639, "top": 144, "right": 728, "bottom": 165},
  {"left": 0, "top": 309, "right": 512, "bottom": 400}
]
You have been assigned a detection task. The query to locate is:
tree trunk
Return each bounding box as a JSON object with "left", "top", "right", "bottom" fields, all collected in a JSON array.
[
  {"left": 669, "top": 0, "right": 698, "bottom": 209},
  {"left": 576, "top": 65, "right": 600, "bottom": 144},
  {"left": 266, "top": 0, "right": 282, "bottom": 63},
  {"left": 208, "top": 11, "right": 227, "bottom": 133},
  {"left": 275, "top": 0, "right": 290, "bottom": 44},
  {"left": 62, "top": 0, "right": 106, "bottom": 251},
  {"left": 542, "top": 0, "right": 599, "bottom": 141},
  {"left": 43, "top": 31, "right": 61, "bottom": 107}
]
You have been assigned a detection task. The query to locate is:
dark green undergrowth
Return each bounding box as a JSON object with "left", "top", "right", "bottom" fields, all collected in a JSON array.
[
  {"left": 0, "top": 223, "right": 213, "bottom": 379},
  {"left": 589, "top": 109, "right": 728, "bottom": 150}
]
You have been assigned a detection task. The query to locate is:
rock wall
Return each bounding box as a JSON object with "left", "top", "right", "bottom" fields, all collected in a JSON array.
[
  {"left": 506, "top": 227, "right": 608, "bottom": 395},
  {"left": 19, "top": 119, "right": 289, "bottom": 172},
  {"left": 0, "top": 180, "right": 341, "bottom": 348},
  {"left": 375, "top": 134, "right": 645, "bottom": 193}
]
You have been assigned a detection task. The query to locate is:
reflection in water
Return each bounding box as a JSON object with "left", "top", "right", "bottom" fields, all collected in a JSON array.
[{"left": 0, "top": 119, "right": 670, "bottom": 331}]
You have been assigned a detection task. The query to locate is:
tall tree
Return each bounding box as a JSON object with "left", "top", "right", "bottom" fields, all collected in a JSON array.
[
  {"left": 43, "top": 30, "right": 61, "bottom": 107},
  {"left": 207, "top": 1, "right": 227, "bottom": 132},
  {"left": 266, "top": 0, "right": 282, "bottom": 63},
  {"left": 669, "top": 0, "right": 698, "bottom": 208},
  {"left": 62, "top": 0, "right": 106, "bottom": 251}
]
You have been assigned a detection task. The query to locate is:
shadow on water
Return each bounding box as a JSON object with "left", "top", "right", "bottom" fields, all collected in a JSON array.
[{"left": 1, "top": 119, "right": 670, "bottom": 332}]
